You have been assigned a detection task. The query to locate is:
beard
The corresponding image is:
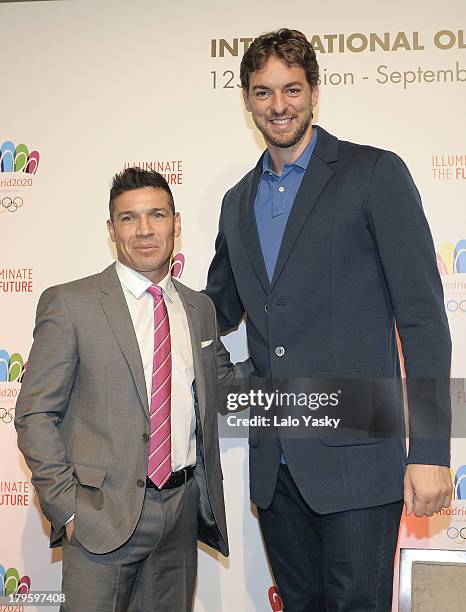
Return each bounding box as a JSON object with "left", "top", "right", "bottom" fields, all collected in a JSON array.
[{"left": 255, "top": 106, "right": 313, "bottom": 149}]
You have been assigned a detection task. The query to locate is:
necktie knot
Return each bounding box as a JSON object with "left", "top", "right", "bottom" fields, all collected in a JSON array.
[{"left": 147, "top": 284, "right": 163, "bottom": 301}]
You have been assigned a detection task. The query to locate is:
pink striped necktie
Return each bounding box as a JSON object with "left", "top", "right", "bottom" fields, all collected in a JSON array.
[{"left": 146, "top": 284, "right": 172, "bottom": 488}]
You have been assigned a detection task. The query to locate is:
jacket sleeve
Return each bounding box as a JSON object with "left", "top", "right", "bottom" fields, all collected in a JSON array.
[
  {"left": 366, "top": 151, "right": 451, "bottom": 466},
  {"left": 201, "top": 295, "right": 254, "bottom": 414},
  {"left": 14, "top": 286, "right": 78, "bottom": 531},
  {"left": 205, "top": 192, "right": 245, "bottom": 333}
]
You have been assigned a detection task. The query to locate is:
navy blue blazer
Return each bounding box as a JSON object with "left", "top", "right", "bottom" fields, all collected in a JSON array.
[{"left": 206, "top": 125, "right": 451, "bottom": 513}]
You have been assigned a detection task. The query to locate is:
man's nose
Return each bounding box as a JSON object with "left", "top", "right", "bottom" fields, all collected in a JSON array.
[
  {"left": 271, "top": 92, "right": 287, "bottom": 115},
  {"left": 136, "top": 216, "right": 153, "bottom": 236}
]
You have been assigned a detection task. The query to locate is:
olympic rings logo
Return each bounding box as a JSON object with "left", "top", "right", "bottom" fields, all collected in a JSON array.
[
  {"left": 0, "top": 407, "right": 15, "bottom": 424},
  {"left": 0, "top": 196, "right": 23, "bottom": 213},
  {"left": 446, "top": 299, "right": 466, "bottom": 314},
  {"left": 446, "top": 526, "right": 466, "bottom": 544}
]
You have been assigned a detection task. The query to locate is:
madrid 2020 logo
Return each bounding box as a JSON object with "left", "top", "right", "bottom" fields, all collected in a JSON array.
[{"left": 0, "top": 140, "right": 40, "bottom": 214}]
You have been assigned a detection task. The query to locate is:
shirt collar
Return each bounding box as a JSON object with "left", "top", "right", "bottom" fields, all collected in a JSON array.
[
  {"left": 115, "top": 260, "right": 175, "bottom": 302},
  {"left": 262, "top": 128, "right": 318, "bottom": 176}
]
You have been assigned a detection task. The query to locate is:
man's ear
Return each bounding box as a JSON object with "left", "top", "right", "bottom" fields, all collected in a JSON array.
[{"left": 107, "top": 218, "right": 116, "bottom": 243}]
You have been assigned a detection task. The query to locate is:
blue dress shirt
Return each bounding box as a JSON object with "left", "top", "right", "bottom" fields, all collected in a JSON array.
[{"left": 254, "top": 129, "right": 318, "bottom": 281}]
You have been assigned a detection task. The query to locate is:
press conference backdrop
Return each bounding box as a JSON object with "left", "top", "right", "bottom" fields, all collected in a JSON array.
[{"left": 1, "top": 0, "right": 465, "bottom": 610}]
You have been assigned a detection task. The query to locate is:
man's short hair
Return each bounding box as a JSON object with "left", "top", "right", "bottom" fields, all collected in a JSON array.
[
  {"left": 109, "top": 167, "right": 175, "bottom": 219},
  {"left": 240, "top": 28, "right": 319, "bottom": 92}
]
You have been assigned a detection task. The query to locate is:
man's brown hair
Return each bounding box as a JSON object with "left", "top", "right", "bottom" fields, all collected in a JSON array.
[{"left": 240, "top": 28, "right": 319, "bottom": 91}]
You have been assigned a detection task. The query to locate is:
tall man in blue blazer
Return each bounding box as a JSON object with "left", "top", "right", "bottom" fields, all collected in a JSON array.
[{"left": 206, "top": 28, "right": 453, "bottom": 611}]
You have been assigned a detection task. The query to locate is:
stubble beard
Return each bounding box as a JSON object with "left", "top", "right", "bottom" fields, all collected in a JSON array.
[{"left": 258, "top": 107, "right": 313, "bottom": 149}]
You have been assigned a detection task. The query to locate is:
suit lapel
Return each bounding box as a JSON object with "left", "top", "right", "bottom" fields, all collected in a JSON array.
[
  {"left": 270, "top": 126, "right": 338, "bottom": 290},
  {"left": 239, "top": 157, "right": 270, "bottom": 293},
  {"left": 172, "top": 279, "right": 206, "bottom": 426},
  {"left": 98, "top": 264, "right": 149, "bottom": 418}
]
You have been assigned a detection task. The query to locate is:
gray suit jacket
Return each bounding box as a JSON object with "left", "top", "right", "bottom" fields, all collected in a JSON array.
[
  {"left": 206, "top": 125, "right": 451, "bottom": 514},
  {"left": 15, "top": 263, "right": 235, "bottom": 556}
]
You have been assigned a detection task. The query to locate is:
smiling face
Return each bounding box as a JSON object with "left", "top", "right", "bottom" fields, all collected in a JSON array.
[
  {"left": 243, "top": 55, "right": 319, "bottom": 155},
  {"left": 107, "top": 186, "right": 180, "bottom": 284}
]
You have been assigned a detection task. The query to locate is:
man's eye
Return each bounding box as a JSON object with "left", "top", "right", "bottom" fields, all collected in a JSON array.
[
  {"left": 255, "top": 90, "right": 270, "bottom": 97},
  {"left": 286, "top": 88, "right": 301, "bottom": 95},
  {"left": 121, "top": 216, "right": 133, "bottom": 222},
  {"left": 151, "top": 212, "right": 163, "bottom": 218}
]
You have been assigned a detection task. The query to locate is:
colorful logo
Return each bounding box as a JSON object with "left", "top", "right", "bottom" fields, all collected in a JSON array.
[
  {"left": 268, "top": 586, "right": 284, "bottom": 611},
  {"left": 170, "top": 253, "right": 185, "bottom": 279},
  {"left": 442, "top": 466, "right": 466, "bottom": 544},
  {"left": 0, "top": 565, "right": 31, "bottom": 596},
  {"left": 0, "top": 141, "right": 39, "bottom": 174},
  {"left": 437, "top": 239, "right": 466, "bottom": 275},
  {"left": 453, "top": 465, "right": 466, "bottom": 500},
  {"left": 0, "top": 350, "right": 25, "bottom": 382}
]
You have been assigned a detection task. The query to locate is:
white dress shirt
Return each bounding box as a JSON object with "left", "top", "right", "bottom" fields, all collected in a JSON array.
[
  {"left": 65, "top": 262, "right": 196, "bottom": 524},
  {"left": 116, "top": 260, "right": 196, "bottom": 471}
]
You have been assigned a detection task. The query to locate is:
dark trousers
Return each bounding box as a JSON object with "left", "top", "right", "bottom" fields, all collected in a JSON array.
[{"left": 258, "top": 465, "right": 403, "bottom": 612}]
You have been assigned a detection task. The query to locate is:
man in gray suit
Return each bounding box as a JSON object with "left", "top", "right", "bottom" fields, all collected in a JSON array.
[
  {"left": 206, "top": 28, "right": 452, "bottom": 611},
  {"left": 15, "top": 167, "right": 237, "bottom": 611}
]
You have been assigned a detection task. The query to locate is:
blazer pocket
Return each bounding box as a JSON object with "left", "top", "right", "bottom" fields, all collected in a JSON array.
[
  {"left": 318, "top": 435, "right": 384, "bottom": 447},
  {"left": 73, "top": 463, "right": 106, "bottom": 488}
]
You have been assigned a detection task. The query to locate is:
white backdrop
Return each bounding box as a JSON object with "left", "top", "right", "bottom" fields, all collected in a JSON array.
[{"left": 1, "top": 0, "right": 465, "bottom": 610}]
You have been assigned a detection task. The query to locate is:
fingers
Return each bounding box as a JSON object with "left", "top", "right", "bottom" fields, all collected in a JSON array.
[
  {"left": 414, "top": 487, "right": 452, "bottom": 517},
  {"left": 404, "top": 465, "right": 453, "bottom": 518},
  {"left": 404, "top": 478, "right": 414, "bottom": 516},
  {"left": 434, "top": 472, "right": 453, "bottom": 513},
  {"left": 415, "top": 498, "right": 434, "bottom": 517},
  {"left": 413, "top": 487, "right": 450, "bottom": 517},
  {"left": 436, "top": 491, "right": 451, "bottom": 513}
]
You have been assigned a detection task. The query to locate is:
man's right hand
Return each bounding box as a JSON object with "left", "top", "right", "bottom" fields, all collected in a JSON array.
[{"left": 65, "top": 519, "right": 75, "bottom": 542}]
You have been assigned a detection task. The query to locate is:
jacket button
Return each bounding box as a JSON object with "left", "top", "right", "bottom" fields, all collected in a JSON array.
[
  {"left": 264, "top": 304, "right": 269, "bottom": 313},
  {"left": 142, "top": 433, "right": 149, "bottom": 442},
  {"left": 275, "top": 346, "right": 285, "bottom": 357},
  {"left": 137, "top": 479, "right": 145, "bottom": 488}
]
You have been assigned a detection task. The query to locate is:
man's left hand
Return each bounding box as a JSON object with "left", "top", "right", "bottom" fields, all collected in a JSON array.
[{"left": 404, "top": 464, "right": 452, "bottom": 517}]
